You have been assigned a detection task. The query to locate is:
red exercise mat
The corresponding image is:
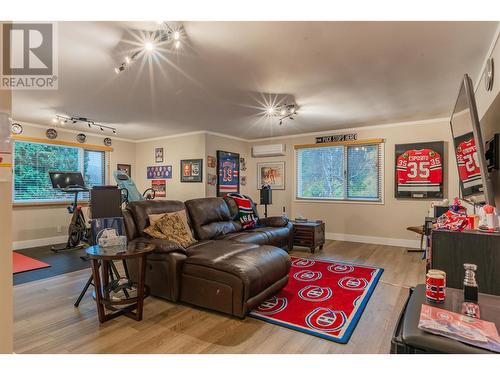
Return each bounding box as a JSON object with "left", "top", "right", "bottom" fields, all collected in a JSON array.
[{"left": 13, "top": 252, "right": 50, "bottom": 274}]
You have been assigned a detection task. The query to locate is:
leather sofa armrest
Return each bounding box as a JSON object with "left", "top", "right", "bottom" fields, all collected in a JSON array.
[
  {"left": 258, "top": 216, "right": 289, "bottom": 228},
  {"left": 129, "top": 237, "right": 187, "bottom": 254}
]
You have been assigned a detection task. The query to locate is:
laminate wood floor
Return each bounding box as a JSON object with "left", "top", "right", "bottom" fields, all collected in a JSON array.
[{"left": 14, "top": 240, "right": 426, "bottom": 354}]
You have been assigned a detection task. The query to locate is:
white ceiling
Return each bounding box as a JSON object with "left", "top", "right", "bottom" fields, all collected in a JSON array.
[{"left": 12, "top": 21, "right": 498, "bottom": 140}]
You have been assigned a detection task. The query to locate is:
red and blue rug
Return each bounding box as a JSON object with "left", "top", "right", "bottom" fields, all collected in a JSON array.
[{"left": 249, "top": 256, "right": 383, "bottom": 344}]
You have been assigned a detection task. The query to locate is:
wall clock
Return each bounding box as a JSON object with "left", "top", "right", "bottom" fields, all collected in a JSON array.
[
  {"left": 76, "top": 133, "right": 87, "bottom": 143},
  {"left": 10, "top": 123, "right": 23, "bottom": 135},
  {"left": 485, "top": 57, "right": 494, "bottom": 92},
  {"left": 46, "top": 128, "right": 58, "bottom": 139},
  {"left": 104, "top": 137, "right": 112, "bottom": 146}
]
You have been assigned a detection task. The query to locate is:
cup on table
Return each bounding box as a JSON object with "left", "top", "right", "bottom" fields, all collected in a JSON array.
[{"left": 426, "top": 269, "right": 446, "bottom": 303}]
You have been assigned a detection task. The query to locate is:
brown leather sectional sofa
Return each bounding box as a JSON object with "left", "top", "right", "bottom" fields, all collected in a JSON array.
[{"left": 123, "top": 196, "right": 292, "bottom": 318}]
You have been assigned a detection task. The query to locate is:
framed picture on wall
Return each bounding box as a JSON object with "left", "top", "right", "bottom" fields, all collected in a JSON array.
[
  {"left": 257, "top": 161, "right": 285, "bottom": 190},
  {"left": 155, "top": 147, "right": 164, "bottom": 163},
  {"left": 216, "top": 150, "right": 239, "bottom": 197},
  {"left": 207, "top": 155, "right": 216, "bottom": 168},
  {"left": 395, "top": 141, "right": 445, "bottom": 199},
  {"left": 151, "top": 179, "right": 166, "bottom": 197},
  {"left": 147, "top": 165, "right": 172, "bottom": 179},
  {"left": 117, "top": 164, "right": 132, "bottom": 177},
  {"left": 180, "top": 159, "right": 203, "bottom": 182}
]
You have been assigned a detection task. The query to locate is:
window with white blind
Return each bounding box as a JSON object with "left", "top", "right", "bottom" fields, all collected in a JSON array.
[
  {"left": 296, "top": 142, "right": 384, "bottom": 202},
  {"left": 13, "top": 140, "right": 107, "bottom": 203}
]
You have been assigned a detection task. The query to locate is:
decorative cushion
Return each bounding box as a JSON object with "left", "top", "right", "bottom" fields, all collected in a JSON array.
[
  {"left": 149, "top": 209, "right": 190, "bottom": 230},
  {"left": 226, "top": 193, "right": 257, "bottom": 229},
  {"left": 145, "top": 212, "right": 197, "bottom": 248}
]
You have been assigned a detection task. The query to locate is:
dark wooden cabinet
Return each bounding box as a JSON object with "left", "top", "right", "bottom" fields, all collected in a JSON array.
[
  {"left": 430, "top": 229, "right": 500, "bottom": 295},
  {"left": 291, "top": 220, "right": 325, "bottom": 253}
]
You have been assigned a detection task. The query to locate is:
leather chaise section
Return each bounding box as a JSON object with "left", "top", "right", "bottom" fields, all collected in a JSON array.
[{"left": 124, "top": 196, "right": 293, "bottom": 318}]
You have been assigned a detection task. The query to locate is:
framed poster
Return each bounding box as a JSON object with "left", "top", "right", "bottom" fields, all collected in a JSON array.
[
  {"left": 216, "top": 150, "right": 239, "bottom": 197},
  {"left": 395, "top": 141, "right": 444, "bottom": 199},
  {"left": 207, "top": 173, "right": 217, "bottom": 186},
  {"left": 117, "top": 164, "right": 132, "bottom": 177},
  {"left": 151, "top": 179, "right": 166, "bottom": 197},
  {"left": 155, "top": 147, "right": 164, "bottom": 163},
  {"left": 257, "top": 161, "right": 285, "bottom": 190},
  {"left": 207, "top": 155, "right": 216, "bottom": 168},
  {"left": 181, "top": 159, "right": 203, "bottom": 182},
  {"left": 147, "top": 165, "right": 172, "bottom": 179}
]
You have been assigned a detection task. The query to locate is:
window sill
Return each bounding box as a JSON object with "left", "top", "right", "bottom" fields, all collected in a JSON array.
[
  {"left": 294, "top": 198, "right": 384, "bottom": 205},
  {"left": 13, "top": 201, "right": 89, "bottom": 208}
]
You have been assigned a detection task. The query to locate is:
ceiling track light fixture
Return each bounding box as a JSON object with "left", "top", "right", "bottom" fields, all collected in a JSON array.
[
  {"left": 266, "top": 103, "right": 298, "bottom": 126},
  {"left": 114, "top": 22, "right": 185, "bottom": 75},
  {"left": 53, "top": 115, "right": 117, "bottom": 135}
]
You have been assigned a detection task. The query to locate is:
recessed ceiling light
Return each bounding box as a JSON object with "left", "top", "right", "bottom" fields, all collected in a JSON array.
[
  {"left": 267, "top": 107, "right": 275, "bottom": 115},
  {"left": 173, "top": 30, "right": 181, "bottom": 41},
  {"left": 144, "top": 42, "right": 155, "bottom": 51}
]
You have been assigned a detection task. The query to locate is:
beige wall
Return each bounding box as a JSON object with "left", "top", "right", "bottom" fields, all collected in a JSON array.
[
  {"left": 246, "top": 119, "right": 460, "bottom": 245},
  {"left": 205, "top": 133, "right": 251, "bottom": 197},
  {"left": 134, "top": 132, "right": 206, "bottom": 201},
  {"left": 12, "top": 123, "right": 136, "bottom": 247},
  {"left": 0, "top": 87, "right": 13, "bottom": 352}
]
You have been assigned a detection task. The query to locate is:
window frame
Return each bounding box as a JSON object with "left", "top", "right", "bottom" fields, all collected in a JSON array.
[
  {"left": 12, "top": 139, "right": 109, "bottom": 205},
  {"left": 294, "top": 140, "right": 385, "bottom": 205}
]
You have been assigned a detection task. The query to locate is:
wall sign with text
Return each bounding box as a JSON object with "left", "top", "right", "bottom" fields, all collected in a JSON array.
[{"left": 315, "top": 134, "right": 357, "bottom": 143}]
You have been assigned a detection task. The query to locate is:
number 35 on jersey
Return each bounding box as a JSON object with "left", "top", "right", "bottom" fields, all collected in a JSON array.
[{"left": 397, "top": 149, "right": 443, "bottom": 192}]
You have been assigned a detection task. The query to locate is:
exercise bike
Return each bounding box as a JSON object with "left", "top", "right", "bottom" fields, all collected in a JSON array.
[{"left": 49, "top": 172, "right": 91, "bottom": 252}]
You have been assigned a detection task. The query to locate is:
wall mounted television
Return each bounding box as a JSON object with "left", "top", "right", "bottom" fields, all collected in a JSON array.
[{"left": 450, "top": 74, "right": 495, "bottom": 206}]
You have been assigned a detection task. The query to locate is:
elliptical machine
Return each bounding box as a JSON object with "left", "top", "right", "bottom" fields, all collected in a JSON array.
[{"left": 49, "top": 172, "right": 91, "bottom": 252}]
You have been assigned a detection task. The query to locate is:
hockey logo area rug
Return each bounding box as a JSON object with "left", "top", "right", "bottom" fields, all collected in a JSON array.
[{"left": 249, "top": 256, "right": 383, "bottom": 344}]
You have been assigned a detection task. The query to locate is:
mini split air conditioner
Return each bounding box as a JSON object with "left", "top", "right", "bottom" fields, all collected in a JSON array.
[{"left": 252, "top": 144, "right": 286, "bottom": 157}]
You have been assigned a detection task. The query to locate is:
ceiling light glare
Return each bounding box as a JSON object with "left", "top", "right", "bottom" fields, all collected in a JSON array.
[
  {"left": 173, "top": 30, "right": 181, "bottom": 41},
  {"left": 114, "top": 67, "right": 120, "bottom": 74},
  {"left": 280, "top": 109, "right": 287, "bottom": 116},
  {"left": 52, "top": 118, "right": 58, "bottom": 123},
  {"left": 144, "top": 41, "right": 155, "bottom": 51},
  {"left": 267, "top": 107, "right": 276, "bottom": 115},
  {"left": 125, "top": 56, "right": 131, "bottom": 64}
]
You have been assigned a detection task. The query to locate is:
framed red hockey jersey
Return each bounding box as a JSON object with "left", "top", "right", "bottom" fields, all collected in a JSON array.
[
  {"left": 453, "top": 132, "right": 483, "bottom": 197},
  {"left": 395, "top": 141, "right": 444, "bottom": 199}
]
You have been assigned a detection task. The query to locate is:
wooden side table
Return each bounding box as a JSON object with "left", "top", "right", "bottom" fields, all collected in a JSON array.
[
  {"left": 86, "top": 242, "right": 155, "bottom": 323},
  {"left": 291, "top": 220, "right": 325, "bottom": 253}
]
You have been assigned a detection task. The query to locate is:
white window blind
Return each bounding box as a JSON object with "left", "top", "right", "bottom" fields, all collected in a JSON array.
[
  {"left": 296, "top": 142, "right": 384, "bottom": 202},
  {"left": 13, "top": 140, "right": 107, "bottom": 203}
]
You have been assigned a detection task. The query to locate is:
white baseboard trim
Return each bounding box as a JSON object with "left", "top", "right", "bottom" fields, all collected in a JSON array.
[
  {"left": 12, "top": 235, "right": 67, "bottom": 251},
  {"left": 325, "top": 232, "right": 421, "bottom": 249}
]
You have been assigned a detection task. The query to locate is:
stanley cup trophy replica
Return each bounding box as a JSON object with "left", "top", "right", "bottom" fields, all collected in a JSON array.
[{"left": 462, "top": 263, "right": 480, "bottom": 318}]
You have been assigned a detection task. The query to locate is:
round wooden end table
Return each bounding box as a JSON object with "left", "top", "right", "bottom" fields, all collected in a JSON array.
[{"left": 86, "top": 242, "right": 155, "bottom": 323}]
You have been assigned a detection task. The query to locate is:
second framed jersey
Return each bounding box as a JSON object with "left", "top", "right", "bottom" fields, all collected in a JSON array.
[{"left": 395, "top": 141, "right": 445, "bottom": 199}]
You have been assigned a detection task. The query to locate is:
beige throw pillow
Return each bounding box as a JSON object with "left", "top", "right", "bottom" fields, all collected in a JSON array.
[
  {"left": 144, "top": 211, "right": 197, "bottom": 248},
  {"left": 149, "top": 210, "right": 191, "bottom": 231}
]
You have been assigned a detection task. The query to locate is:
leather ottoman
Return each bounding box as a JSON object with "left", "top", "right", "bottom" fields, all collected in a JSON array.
[{"left": 180, "top": 241, "right": 291, "bottom": 318}]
